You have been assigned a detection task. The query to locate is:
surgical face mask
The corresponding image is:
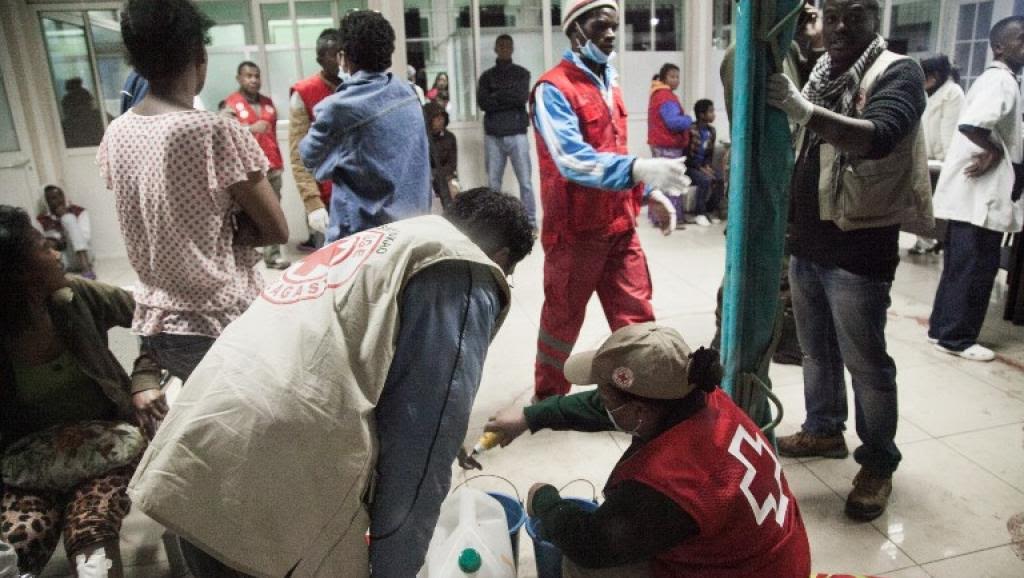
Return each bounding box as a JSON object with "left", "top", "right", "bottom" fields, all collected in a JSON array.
[
  {"left": 338, "top": 53, "right": 352, "bottom": 84},
  {"left": 576, "top": 23, "right": 615, "bottom": 65},
  {"left": 606, "top": 403, "right": 641, "bottom": 436}
]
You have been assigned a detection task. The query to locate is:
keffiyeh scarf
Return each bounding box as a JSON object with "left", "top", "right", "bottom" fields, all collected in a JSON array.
[{"left": 801, "top": 35, "right": 887, "bottom": 197}]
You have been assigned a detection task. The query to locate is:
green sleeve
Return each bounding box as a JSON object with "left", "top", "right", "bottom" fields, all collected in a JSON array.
[
  {"left": 69, "top": 277, "right": 136, "bottom": 331},
  {"left": 522, "top": 389, "right": 614, "bottom": 433}
]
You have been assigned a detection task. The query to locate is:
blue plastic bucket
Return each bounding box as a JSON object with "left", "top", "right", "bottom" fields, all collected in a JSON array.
[
  {"left": 486, "top": 491, "right": 527, "bottom": 565},
  {"left": 526, "top": 498, "right": 599, "bottom": 578}
]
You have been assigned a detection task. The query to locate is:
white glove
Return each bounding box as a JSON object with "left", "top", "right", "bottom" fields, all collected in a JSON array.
[
  {"left": 307, "top": 207, "right": 329, "bottom": 234},
  {"left": 766, "top": 73, "right": 814, "bottom": 125},
  {"left": 632, "top": 157, "right": 691, "bottom": 193},
  {"left": 647, "top": 188, "right": 677, "bottom": 236}
]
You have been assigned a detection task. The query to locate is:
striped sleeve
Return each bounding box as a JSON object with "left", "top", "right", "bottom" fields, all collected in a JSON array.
[{"left": 533, "top": 82, "right": 636, "bottom": 191}]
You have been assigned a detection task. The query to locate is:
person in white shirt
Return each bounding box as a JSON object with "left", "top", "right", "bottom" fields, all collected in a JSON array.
[
  {"left": 911, "top": 54, "right": 966, "bottom": 255},
  {"left": 928, "top": 15, "right": 1024, "bottom": 362},
  {"left": 36, "top": 185, "right": 95, "bottom": 279}
]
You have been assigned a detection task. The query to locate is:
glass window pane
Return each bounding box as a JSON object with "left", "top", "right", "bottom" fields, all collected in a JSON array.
[
  {"left": 890, "top": 1, "right": 940, "bottom": 56},
  {"left": 40, "top": 13, "right": 105, "bottom": 148},
  {"left": 405, "top": 0, "right": 476, "bottom": 122},
  {"left": 198, "top": 1, "right": 253, "bottom": 111},
  {"left": 623, "top": 0, "right": 652, "bottom": 51},
  {"left": 0, "top": 69, "right": 20, "bottom": 154},
  {"left": 957, "top": 4, "right": 976, "bottom": 41},
  {"left": 972, "top": 40, "right": 989, "bottom": 77},
  {"left": 713, "top": 0, "right": 733, "bottom": 49},
  {"left": 653, "top": 2, "right": 682, "bottom": 51},
  {"left": 261, "top": 3, "right": 299, "bottom": 117},
  {"left": 297, "top": 2, "right": 334, "bottom": 78},
  {"left": 337, "top": 0, "right": 367, "bottom": 17},
  {"left": 478, "top": 0, "right": 545, "bottom": 105},
  {"left": 88, "top": 10, "right": 131, "bottom": 121},
  {"left": 975, "top": 1, "right": 994, "bottom": 39},
  {"left": 554, "top": 0, "right": 573, "bottom": 59},
  {"left": 201, "top": 0, "right": 253, "bottom": 45},
  {"left": 954, "top": 41, "right": 972, "bottom": 75}
]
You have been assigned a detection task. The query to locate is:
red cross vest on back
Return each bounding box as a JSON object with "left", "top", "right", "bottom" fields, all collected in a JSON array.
[
  {"left": 226, "top": 92, "right": 283, "bottom": 170},
  {"left": 606, "top": 389, "right": 811, "bottom": 578},
  {"left": 291, "top": 75, "right": 336, "bottom": 206},
  {"left": 530, "top": 59, "right": 642, "bottom": 242}
]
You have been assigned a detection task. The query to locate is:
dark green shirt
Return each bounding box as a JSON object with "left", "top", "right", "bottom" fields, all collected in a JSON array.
[
  {"left": 0, "top": 277, "right": 161, "bottom": 449},
  {"left": 10, "top": 350, "right": 117, "bottom": 435}
]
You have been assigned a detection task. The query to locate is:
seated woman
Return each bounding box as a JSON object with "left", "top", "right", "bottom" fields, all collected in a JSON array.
[
  {"left": 484, "top": 323, "right": 810, "bottom": 578},
  {"left": 0, "top": 206, "right": 165, "bottom": 577}
]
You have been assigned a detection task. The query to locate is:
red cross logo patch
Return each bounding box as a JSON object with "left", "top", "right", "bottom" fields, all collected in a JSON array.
[{"left": 727, "top": 424, "right": 790, "bottom": 527}]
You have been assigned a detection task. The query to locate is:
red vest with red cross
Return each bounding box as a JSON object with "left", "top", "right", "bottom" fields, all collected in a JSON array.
[
  {"left": 531, "top": 59, "right": 643, "bottom": 241},
  {"left": 226, "top": 91, "right": 283, "bottom": 170},
  {"left": 291, "top": 75, "right": 337, "bottom": 206},
  {"left": 606, "top": 389, "right": 811, "bottom": 578}
]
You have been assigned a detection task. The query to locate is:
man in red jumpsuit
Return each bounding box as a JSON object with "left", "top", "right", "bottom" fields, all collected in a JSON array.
[
  {"left": 226, "top": 61, "right": 290, "bottom": 269},
  {"left": 289, "top": 28, "right": 341, "bottom": 250},
  {"left": 530, "top": 0, "right": 689, "bottom": 399}
]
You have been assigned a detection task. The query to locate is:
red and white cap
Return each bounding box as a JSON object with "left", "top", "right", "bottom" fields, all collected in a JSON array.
[{"left": 561, "top": 0, "right": 619, "bottom": 33}]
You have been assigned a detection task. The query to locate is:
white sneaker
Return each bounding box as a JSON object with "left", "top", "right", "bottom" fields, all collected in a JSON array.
[
  {"left": 927, "top": 337, "right": 938, "bottom": 344},
  {"left": 933, "top": 343, "right": 995, "bottom": 362},
  {"left": 695, "top": 215, "right": 711, "bottom": 227},
  {"left": 710, "top": 216, "right": 722, "bottom": 224}
]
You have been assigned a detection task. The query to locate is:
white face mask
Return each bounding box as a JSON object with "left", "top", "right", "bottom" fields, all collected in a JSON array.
[{"left": 606, "top": 403, "right": 641, "bottom": 437}]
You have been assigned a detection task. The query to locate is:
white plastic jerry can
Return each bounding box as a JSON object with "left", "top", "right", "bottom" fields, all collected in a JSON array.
[{"left": 419, "top": 488, "right": 517, "bottom": 577}]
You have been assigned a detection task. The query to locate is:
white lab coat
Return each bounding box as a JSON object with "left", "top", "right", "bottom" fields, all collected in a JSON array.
[{"left": 933, "top": 61, "right": 1024, "bottom": 233}]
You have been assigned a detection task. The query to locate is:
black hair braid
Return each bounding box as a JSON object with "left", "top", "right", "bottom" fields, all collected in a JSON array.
[{"left": 688, "top": 347, "right": 723, "bottom": 392}]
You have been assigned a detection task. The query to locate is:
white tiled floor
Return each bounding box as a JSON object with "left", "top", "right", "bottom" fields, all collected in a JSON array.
[{"left": 41, "top": 219, "right": 1024, "bottom": 577}]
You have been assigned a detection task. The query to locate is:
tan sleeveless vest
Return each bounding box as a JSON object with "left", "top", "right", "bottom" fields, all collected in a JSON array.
[
  {"left": 128, "top": 216, "right": 510, "bottom": 578},
  {"left": 799, "top": 51, "right": 934, "bottom": 233}
]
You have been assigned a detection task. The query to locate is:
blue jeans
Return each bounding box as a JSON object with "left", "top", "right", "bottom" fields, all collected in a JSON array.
[
  {"left": 687, "top": 166, "right": 722, "bottom": 215},
  {"left": 485, "top": 134, "right": 536, "bottom": 227},
  {"left": 928, "top": 220, "right": 1004, "bottom": 351},
  {"left": 141, "top": 333, "right": 216, "bottom": 382},
  {"left": 789, "top": 256, "right": 901, "bottom": 476}
]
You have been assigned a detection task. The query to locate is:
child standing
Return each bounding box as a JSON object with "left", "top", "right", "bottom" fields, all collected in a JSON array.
[{"left": 686, "top": 99, "right": 724, "bottom": 226}]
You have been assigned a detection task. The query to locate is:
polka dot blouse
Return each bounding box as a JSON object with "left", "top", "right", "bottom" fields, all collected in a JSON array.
[{"left": 98, "top": 109, "right": 271, "bottom": 338}]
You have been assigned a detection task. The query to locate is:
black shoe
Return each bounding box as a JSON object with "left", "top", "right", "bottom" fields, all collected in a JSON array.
[{"left": 297, "top": 236, "right": 317, "bottom": 253}]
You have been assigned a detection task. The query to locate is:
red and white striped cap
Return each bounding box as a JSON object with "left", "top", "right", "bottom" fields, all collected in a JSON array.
[{"left": 561, "top": 0, "right": 619, "bottom": 33}]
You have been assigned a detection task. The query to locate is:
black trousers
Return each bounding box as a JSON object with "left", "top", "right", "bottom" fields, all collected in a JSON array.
[{"left": 928, "top": 220, "right": 1004, "bottom": 351}]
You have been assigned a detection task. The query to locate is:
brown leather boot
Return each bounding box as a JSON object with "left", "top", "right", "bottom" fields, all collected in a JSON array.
[
  {"left": 776, "top": 430, "right": 849, "bottom": 459},
  {"left": 845, "top": 467, "right": 892, "bottom": 521}
]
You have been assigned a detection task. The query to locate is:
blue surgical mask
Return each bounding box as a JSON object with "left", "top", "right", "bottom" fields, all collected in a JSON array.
[{"left": 576, "top": 23, "right": 615, "bottom": 65}]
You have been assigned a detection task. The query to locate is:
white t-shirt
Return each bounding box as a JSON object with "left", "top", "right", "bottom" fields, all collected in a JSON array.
[{"left": 933, "top": 61, "right": 1023, "bottom": 233}]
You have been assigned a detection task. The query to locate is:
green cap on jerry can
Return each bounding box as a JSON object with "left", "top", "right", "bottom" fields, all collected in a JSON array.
[{"left": 458, "top": 547, "right": 482, "bottom": 573}]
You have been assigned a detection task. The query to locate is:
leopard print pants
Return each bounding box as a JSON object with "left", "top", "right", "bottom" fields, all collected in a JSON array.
[{"left": 0, "top": 463, "right": 134, "bottom": 574}]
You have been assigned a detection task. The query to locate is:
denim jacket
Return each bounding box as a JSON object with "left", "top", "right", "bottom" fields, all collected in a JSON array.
[{"left": 300, "top": 70, "right": 432, "bottom": 241}]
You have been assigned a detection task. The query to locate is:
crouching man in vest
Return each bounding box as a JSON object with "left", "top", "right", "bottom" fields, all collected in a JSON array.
[
  {"left": 766, "top": 0, "right": 932, "bottom": 521},
  {"left": 485, "top": 324, "right": 811, "bottom": 578},
  {"left": 127, "top": 188, "right": 534, "bottom": 578},
  {"left": 530, "top": 0, "right": 690, "bottom": 400}
]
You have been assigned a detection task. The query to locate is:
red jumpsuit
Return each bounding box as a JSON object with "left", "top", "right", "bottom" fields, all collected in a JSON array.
[{"left": 531, "top": 59, "right": 654, "bottom": 399}]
